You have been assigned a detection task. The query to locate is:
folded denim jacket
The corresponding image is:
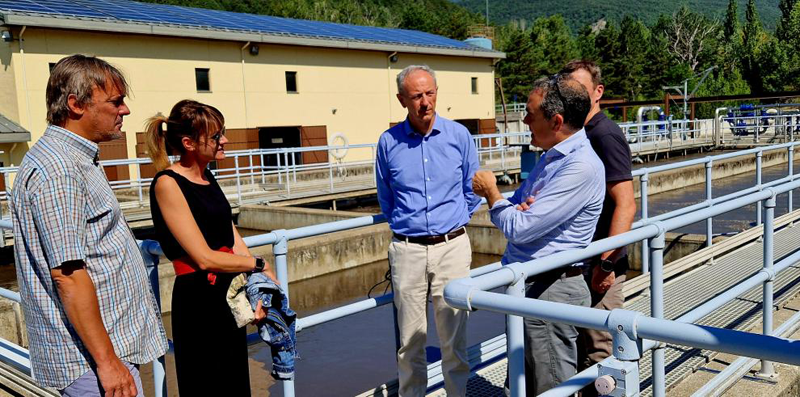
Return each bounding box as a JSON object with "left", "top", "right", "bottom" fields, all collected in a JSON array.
[{"left": 245, "top": 272, "right": 298, "bottom": 381}]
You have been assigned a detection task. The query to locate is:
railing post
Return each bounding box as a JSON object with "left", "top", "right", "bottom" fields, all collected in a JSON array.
[
  {"left": 789, "top": 146, "right": 794, "bottom": 214},
  {"left": 249, "top": 154, "right": 255, "bottom": 188},
  {"left": 136, "top": 163, "right": 143, "bottom": 207},
  {"left": 235, "top": 156, "right": 242, "bottom": 206},
  {"left": 758, "top": 194, "right": 776, "bottom": 378},
  {"left": 371, "top": 146, "right": 376, "bottom": 187},
  {"left": 641, "top": 173, "right": 650, "bottom": 274},
  {"left": 705, "top": 160, "right": 713, "bottom": 250},
  {"left": 649, "top": 230, "right": 666, "bottom": 397},
  {"left": 140, "top": 241, "right": 167, "bottom": 397},
  {"left": 756, "top": 151, "right": 762, "bottom": 227},
  {"left": 506, "top": 272, "right": 526, "bottom": 397},
  {"left": 272, "top": 230, "right": 295, "bottom": 396},
  {"left": 328, "top": 150, "right": 334, "bottom": 193}
]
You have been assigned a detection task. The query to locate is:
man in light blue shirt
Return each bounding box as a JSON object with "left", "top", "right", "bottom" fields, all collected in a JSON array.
[
  {"left": 376, "top": 65, "right": 481, "bottom": 396},
  {"left": 473, "top": 75, "right": 604, "bottom": 394}
]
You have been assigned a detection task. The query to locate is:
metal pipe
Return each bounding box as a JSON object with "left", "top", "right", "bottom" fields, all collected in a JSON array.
[
  {"left": 506, "top": 271, "right": 525, "bottom": 397},
  {"left": 454, "top": 290, "right": 800, "bottom": 366},
  {"left": 758, "top": 194, "right": 776, "bottom": 377},
  {"left": 692, "top": 309, "right": 800, "bottom": 397},
  {"left": 756, "top": 151, "right": 762, "bottom": 226},
  {"left": 235, "top": 156, "right": 242, "bottom": 206},
  {"left": 789, "top": 147, "right": 794, "bottom": 213},
  {"left": 705, "top": 160, "right": 713, "bottom": 248},
  {"left": 650, "top": 231, "right": 666, "bottom": 397},
  {"left": 271, "top": 230, "right": 294, "bottom": 397},
  {"left": 641, "top": 173, "right": 650, "bottom": 273},
  {"left": 714, "top": 107, "right": 728, "bottom": 146}
]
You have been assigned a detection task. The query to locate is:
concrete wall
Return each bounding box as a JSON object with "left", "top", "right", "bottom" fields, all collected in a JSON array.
[
  {"left": 633, "top": 147, "right": 799, "bottom": 198},
  {"left": 0, "top": 26, "right": 496, "bottom": 169}
]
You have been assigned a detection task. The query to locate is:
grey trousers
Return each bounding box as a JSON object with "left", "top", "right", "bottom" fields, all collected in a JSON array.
[
  {"left": 524, "top": 273, "right": 591, "bottom": 395},
  {"left": 60, "top": 362, "right": 143, "bottom": 397}
]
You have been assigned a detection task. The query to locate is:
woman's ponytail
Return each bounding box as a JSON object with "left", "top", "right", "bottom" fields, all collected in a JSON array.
[{"left": 144, "top": 115, "right": 170, "bottom": 171}]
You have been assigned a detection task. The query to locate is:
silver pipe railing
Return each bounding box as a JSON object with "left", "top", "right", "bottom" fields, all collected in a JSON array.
[
  {"left": 444, "top": 177, "right": 800, "bottom": 397},
  {"left": 0, "top": 140, "right": 798, "bottom": 395}
]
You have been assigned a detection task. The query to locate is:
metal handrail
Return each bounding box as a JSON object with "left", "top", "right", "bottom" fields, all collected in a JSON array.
[
  {"left": 0, "top": 141, "right": 797, "bottom": 396},
  {"left": 444, "top": 177, "right": 800, "bottom": 397}
]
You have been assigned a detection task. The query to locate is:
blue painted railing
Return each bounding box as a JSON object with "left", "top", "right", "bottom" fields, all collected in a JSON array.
[
  {"left": 0, "top": 140, "right": 798, "bottom": 396},
  {"left": 444, "top": 178, "right": 800, "bottom": 397}
]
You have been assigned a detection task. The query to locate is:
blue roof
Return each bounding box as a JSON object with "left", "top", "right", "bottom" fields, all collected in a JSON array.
[{"left": 0, "top": 0, "right": 499, "bottom": 55}]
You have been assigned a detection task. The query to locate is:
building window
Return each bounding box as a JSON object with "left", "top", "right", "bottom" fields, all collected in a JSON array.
[
  {"left": 195, "top": 68, "right": 210, "bottom": 92},
  {"left": 471, "top": 77, "right": 478, "bottom": 94},
  {"left": 285, "top": 71, "right": 298, "bottom": 93}
]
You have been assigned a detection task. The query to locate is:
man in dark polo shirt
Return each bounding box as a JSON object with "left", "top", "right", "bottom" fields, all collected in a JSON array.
[{"left": 561, "top": 60, "right": 637, "bottom": 395}]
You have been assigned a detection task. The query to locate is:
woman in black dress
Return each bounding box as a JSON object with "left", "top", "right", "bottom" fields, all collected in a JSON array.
[{"left": 145, "top": 100, "right": 276, "bottom": 396}]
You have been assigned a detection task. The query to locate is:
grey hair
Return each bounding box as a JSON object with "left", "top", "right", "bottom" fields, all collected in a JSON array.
[
  {"left": 531, "top": 74, "right": 590, "bottom": 131},
  {"left": 396, "top": 65, "right": 437, "bottom": 96},
  {"left": 46, "top": 54, "right": 130, "bottom": 127}
]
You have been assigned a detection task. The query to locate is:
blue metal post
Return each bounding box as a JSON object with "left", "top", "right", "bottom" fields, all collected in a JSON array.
[
  {"left": 705, "top": 160, "right": 713, "bottom": 249},
  {"left": 649, "top": 231, "right": 666, "bottom": 397},
  {"left": 789, "top": 147, "right": 794, "bottom": 213},
  {"left": 141, "top": 242, "right": 167, "bottom": 397},
  {"left": 759, "top": 195, "right": 776, "bottom": 377},
  {"left": 272, "top": 230, "right": 295, "bottom": 396},
  {"left": 506, "top": 271, "right": 526, "bottom": 397},
  {"left": 641, "top": 173, "right": 650, "bottom": 274},
  {"left": 756, "top": 151, "right": 762, "bottom": 227}
]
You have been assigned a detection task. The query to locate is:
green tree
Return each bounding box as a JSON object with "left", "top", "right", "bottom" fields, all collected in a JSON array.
[
  {"left": 496, "top": 25, "right": 537, "bottom": 103},
  {"left": 777, "top": 0, "right": 799, "bottom": 41},
  {"left": 528, "top": 15, "right": 578, "bottom": 78},
  {"left": 742, "top": 0, "right": 766, "bottom": 93}
]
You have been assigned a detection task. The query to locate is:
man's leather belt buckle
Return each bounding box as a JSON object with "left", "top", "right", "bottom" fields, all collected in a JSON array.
[{"left": 394, "top": 227, "right": 466, "bottom": 245}]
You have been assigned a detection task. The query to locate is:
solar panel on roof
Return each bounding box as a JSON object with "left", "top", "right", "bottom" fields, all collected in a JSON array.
[{"left": 0, "top": 0, "right": 492, "bottom": 53}]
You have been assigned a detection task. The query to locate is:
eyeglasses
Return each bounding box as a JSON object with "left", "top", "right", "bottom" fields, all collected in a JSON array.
[{"left": 210, "top": 127, "right": 226, "bottom": 142}]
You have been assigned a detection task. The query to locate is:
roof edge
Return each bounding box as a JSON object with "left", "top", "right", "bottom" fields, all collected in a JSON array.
[{"left": 2, "top": 14, "right": 506, "bottom": 59}]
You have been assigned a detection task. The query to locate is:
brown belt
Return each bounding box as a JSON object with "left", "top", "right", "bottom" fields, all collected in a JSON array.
[{"left": 393, "top": 227, "right": 466, "bottom": 245}]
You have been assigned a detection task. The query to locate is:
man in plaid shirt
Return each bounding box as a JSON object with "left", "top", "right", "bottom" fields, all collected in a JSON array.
[{"left": 11, "top": 55, "right": 167, "bottom": 396}]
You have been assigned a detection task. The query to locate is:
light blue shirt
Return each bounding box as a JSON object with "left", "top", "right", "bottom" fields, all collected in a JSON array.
[
  {"left": 376, "top": 114, "right": 481, "bottom": 236},
  {"left": 490, "top": 129, "right": 605, "bottom": 266}
]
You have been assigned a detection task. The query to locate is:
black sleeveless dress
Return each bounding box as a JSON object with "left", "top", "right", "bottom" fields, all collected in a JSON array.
[{"left": 150, "top": 169, "right": 251, "bottom": 396}]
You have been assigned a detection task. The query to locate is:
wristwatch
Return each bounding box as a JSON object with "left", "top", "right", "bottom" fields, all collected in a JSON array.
[
  {"left": 598, "top": 258, "right": 615, "bottom": 273},
  {"left": 253, "top": 256, "right": 266, "bottom": 273}
]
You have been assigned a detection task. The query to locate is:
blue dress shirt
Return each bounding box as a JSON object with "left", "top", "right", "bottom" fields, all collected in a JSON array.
[
  {"left": 490, "top": 129, "right": 605, "bottom": 266},
  {"left": 376, "top": 114, "right": 482, "bottom": 236}
]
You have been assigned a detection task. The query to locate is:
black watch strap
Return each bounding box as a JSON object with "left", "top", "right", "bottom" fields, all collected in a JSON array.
[
  {"left": 253, "top": 257, "right": 265, "bottom": 273},
  {"left": 599, "top": 259, "right": 615, "bottom": 273}
]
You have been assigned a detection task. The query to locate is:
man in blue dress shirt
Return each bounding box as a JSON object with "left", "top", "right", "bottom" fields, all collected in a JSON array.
[
  {"left": 376, "top": 65, "right": 481, "bottom": 397},
  {"left": 473, "top": 75, "right": 605, "bottom": 394}
]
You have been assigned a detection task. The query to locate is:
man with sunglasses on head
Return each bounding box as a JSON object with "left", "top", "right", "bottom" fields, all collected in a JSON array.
[
  {"left": 472, "top": 74, "right": 605, "bottom": 394},
  {"left": 561, "top": 60, "right": 636, "bottom": 397}
]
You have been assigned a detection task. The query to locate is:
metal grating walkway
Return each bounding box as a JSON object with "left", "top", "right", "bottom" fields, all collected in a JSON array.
[{"left": 439, "top": 221, "right": 800, "bottom": 397}]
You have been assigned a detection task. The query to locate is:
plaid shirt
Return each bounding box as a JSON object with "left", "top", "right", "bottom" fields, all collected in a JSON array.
[{"left": 10, "top": 125, "right": 167, "bottom": 389}]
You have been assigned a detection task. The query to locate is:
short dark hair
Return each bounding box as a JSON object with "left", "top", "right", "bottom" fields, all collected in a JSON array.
[
  {"left": 561, "top": 59, "right": 602, "bottom": 88},
  {"left": 46, "top": 54, "right": 129, "bottom": 127},
  {"left": 531, "top": 75, "right": 590, "bottom": 131}
]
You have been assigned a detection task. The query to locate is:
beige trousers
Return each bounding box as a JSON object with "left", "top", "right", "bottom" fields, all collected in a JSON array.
[{"left": 389, "top": 232, "right": 472, "bottom": 397}]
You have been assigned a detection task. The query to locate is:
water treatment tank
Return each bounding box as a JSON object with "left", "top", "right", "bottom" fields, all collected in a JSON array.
[{"left": 465, "top": 37, "right": 492, "bottom": 50}]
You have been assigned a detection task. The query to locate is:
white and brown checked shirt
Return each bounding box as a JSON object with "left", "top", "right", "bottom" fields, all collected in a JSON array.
[{"left": 10, "top": 125, "right": 167, "bottom": 389}]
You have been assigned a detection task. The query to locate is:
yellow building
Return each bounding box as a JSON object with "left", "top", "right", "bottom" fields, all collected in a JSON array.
[{"left": 0, "top": 1, "right": 504, "bottom": 181}]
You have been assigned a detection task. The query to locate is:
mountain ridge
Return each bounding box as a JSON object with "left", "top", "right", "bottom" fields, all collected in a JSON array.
[{"left": 453, "top": 0, "right": 781, "bottom": 33}]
